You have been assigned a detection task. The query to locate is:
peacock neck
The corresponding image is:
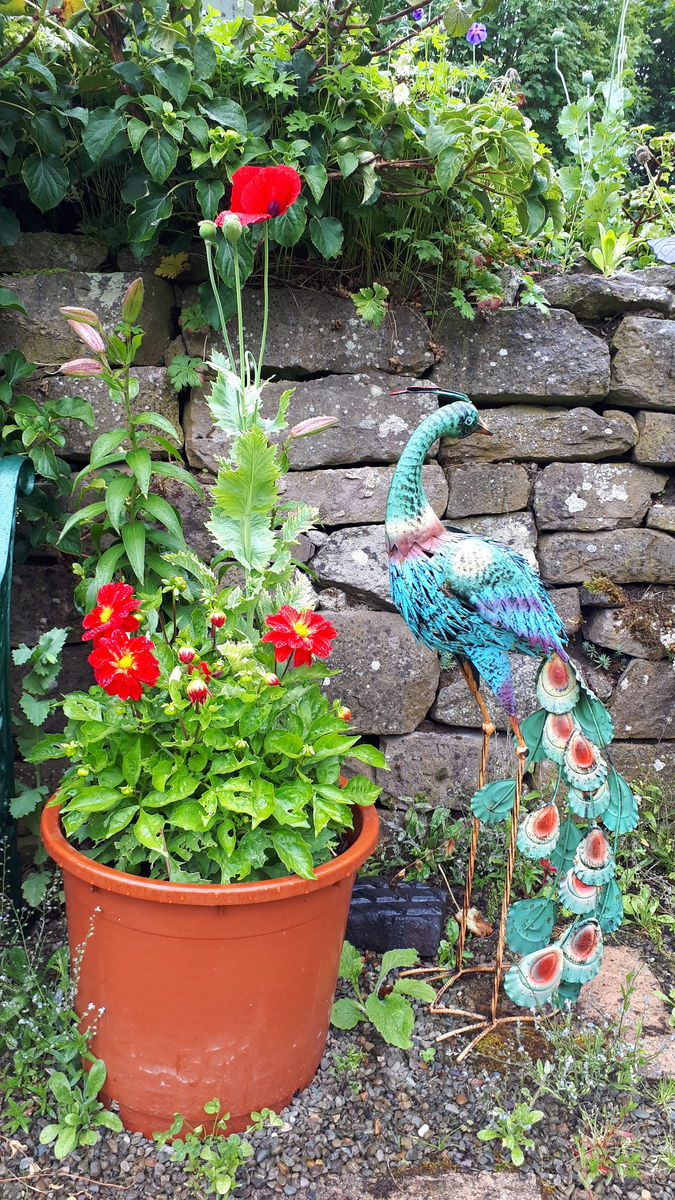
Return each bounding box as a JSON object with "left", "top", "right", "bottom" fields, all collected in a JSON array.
[{"left": 386, "top": 404, "right": 462, "bottom": 530}]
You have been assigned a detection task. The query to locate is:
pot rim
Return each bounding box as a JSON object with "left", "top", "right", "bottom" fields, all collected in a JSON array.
[{"left": 41, "top": 800, "right": 379, "bottom": 906}]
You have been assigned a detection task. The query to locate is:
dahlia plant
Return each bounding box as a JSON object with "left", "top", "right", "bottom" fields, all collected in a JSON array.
[{"left": 36, "top": 163, "right": 384, "bottom": 884}]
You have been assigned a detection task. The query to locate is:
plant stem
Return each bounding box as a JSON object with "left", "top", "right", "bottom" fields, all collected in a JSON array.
[
  {"left": 256, "top": 227, "right": 270, "bottom": 392},
  {"left": 232, "top": 247, "right": 246, "bottom": 394},
  {"left": 205, "top": 242, "right": 235, "bottom": 369}
]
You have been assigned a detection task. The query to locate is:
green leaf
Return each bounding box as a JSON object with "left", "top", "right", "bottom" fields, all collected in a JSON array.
[
  {"left": 62, "top": 694, "right": 103, "bottom": 722},
  {"left": 128, "top": 186, "right": 173, "bottom": 247},
  {"left": 442, "top": 0, "right": 474, "bottom": 36},
  {"left": 10, "top": 787, "right": 44, "bottom": 819},
  {"left": 550, "top": 818, "right": 582, "bottom": 874},
  {"left": 68, "top": 787, "right": 122, "bottom": 813},
  {"left": 194, "top": 35, "right": 217, "bottom": 81},
  {"left": 127, "top": 117, "right": 149, "bottom": 153},
  {"left": 270, "top": 829, "right": 315, "bottom": 879},
  {"left": 22, "top": 870, "right": 49, "bottom": 907},
  {"left": 0, "top": 287, "right": 27, "bottom": 314},
  {"left": 506, "top": 896, "right": 556, "bottom": 956},
  {"left": 364, "top": 991, "right": 414, "bottom": 1049},
  {"left": 338, "top": 939, "right": 364, "bottom": 985},
  {"left": 105, "top": 474, "right": 133, "bottom": 532},
  {"left": 122, "top": 740, "right": 142, "bottom": 788},
  {"left": 48, "top": 1072, "right": 72, "bottom": 1104},
  {"left": 20, "top": 154, "right": 69, "bottom": 212},
  {"left": 341, "top": 775, "right": 380, "bottom": 806},
  {"left": 395, "top": 978, "right": 437, "bottom": 1002},
  {"left": 122, "top": 522, "right": 146, "bottom": 582},
  {"left": 85, "top": 1057, "right": 107, "bottom": 1099},
  {"left": 212, "top": 427, "right": 278, "bottom": 518},
  {"left": 378, "top": 947, "right": 419, "bottom": 984},
  {"left": 330, "top": 997, "right": 363, "bottom": 1029},
  {"left": 309, "top": 216, "right": 343, "bottom": 259},
  {"left": 19, "top": 692, "right": 51, "bottom": 726},
  {"left": 82, "top": 109, "right": 125, "bottom": 162},
  {"left": 269, "top": 198, "right": 306, "bottom": 248},
  {"left": 435, "top": 146, "right": 464, "bottom": 191},
  {"left": 90, "top": 428, "right": 127, "bottom": 467},
  {"left": 134, "top": 811, "right": 165, "bottom": 852},
  {"left": 167, "top": 355, "right": 206, "bottom": 390},
  {"left": 195, "top": 178, "right": 225, "bottom": 219},
  {"left": 151, "top": 62, "right": 191, "bottom": 106},
  {"left": 304, "top": 164, "right": 327, "bottom": 203},
  {"left": 171, "top": 800, "right": 213, "bottom": 832},
  {"left": 141, "top": 493, "right": 184, "bottom": 541},
  {"left": 96, "top": 1109, "right": 123, "bottom": 1131},
  {"left": 199, "top": 99, "right": 248, "bottom": 135},
  {"left": 470, "top": 779, "right": 516, "bottom": 825},
  {"left": 126, "top": 448, "right": 152, "bottom": 496},
  {"left": 53, "top": 1126, "right": 79, "bottom": 1160},
  {"left": 141, "top": 131, "right": 178, "bottom": 184}
]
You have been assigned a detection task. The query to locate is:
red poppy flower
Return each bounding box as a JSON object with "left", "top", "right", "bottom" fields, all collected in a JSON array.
[
  {"left": 262, "top": 606, "right": 337, "bottom": 669},
  {"left": 215, "top": 165, "right": 302, "bottom": 227},
  {"left": 82, "top": 582, "right": 141, "bottom": 644},
  {"left": 88, "top": 630, "right": 160, "bottom": 701}
]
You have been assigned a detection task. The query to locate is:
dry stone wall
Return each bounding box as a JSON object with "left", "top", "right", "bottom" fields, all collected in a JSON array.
[{"left": 3, "top": 236, "right": 674, "bottom": 810}]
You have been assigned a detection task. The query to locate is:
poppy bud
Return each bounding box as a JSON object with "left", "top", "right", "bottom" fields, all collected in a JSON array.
[
  {"left": 187, "top": 677, "right": 210, "bottom": 707},
  {"left": 209, "top": 611, "right": 226, "bottom": 629},
  {"left": 582, "top": 70, "right": 594, "bottom": 86},
  {"left": 337, "top": 705, "right": 352, "bottom": 721},
  {"left": 178, "top": 646, "right": 196, "bottom": 664},
  {"left": 264, "top": 672, "right": 280, "bottom": 686},
  {"left": 198, "top": 219, "right": 219, "bottom": 243},
  {"left": 59, "top": 306, "right": 101, "bottom": 326},
  {"left": 121, "top": 278, "right": 144, "bottom": 323},
  {"left": 551, "top": 28, "right": 565, "bottom": 44},
  {"left": 60, "top": 358, "right": 105, "bottom": 377},
  {"left": 68, "top": 320, "right": 106, "bottom": 353},
  {"left": 219, "top": 214, "right": 243, "bottom": 243}
]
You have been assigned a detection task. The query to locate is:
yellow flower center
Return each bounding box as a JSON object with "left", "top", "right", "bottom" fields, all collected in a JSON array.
[
  {"left": 293, "top": 620, "right": 310, "bottom": 638},
  {"left": 100, "top": 606, "right": 113, "bottom": 623},
  {"left": 116, "top": 653, "right": 135, "bottom": 671}
]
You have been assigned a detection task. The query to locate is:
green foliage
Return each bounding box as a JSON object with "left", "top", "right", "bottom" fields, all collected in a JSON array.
[
  {"left": 573, "top": 1108, "right": 644, "bottom": 1189},
  {"left": 330, "top": 941, "right": 435, "bottom": 1049},
  {"left": 584, "top": 222, "right": 637, "bottom": 274},
  {"left": 364, "top": 800, "right": 466, "bottom": 883},
  {"left": 167, "top": 355, "right": 206, "bottom": 392},
  {"left": 518, "top": 273, "right": 550, "bottom": 314},
  {"left": 38, "top": 1058, "right": 123, "bottom": 1159},
  {"left": 153, "top": 1102, "right": 281, "bottom": 1197},
  {"left": 351, "top": 284, "right": 389, "bottom": 328},
  {"left": 477, "top": 1100, "right": 544, "bottom": 1166}
]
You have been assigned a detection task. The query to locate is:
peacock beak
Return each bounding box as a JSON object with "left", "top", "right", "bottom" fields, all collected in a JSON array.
[{"left": 475, "top": 417, "right": 492, "bottom": 436}]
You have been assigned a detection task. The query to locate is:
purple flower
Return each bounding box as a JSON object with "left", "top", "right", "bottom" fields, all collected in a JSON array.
[
  {"left": 466, "top": 22, "right": 487, "bottom": 45},
  {"left": 411, "top": 7, "right": 424, "bottom": 19}
]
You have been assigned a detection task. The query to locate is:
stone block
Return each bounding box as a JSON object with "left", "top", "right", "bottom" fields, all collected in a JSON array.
[
  {"left": 608, "top": 659, "right": 675, "bottom": 740},
  {"left": 27, "top": 368, "right": 182, "bottom": 459},
  {"left": 311, "top": 1170, "right": 546, "bottom": 1200},
  {"left": 184, "top": 373, "right": 439, "bottom": 473},
  {"left": 277, "top": 463, "right": 448, "bottom": 527},
  {"left": 11, "top": 563, "right": 82, "bottom": 646},
  {"left": 533, "top": 462, "right": 668, "bottom": 531},
  {"left": 537, "top": 528, "right": 675, "bottom": 585},
  {"left": 541, "top": 272, "right": 675, "bottom": 318},
  {"left": 322, "top": 610, "right": 438, "bottom": 734},
  {"left": 610, "top": 317, "right": 675, "bottom": 410},
  {"left": 629, "top": 265, "right": 675, "bottom": 288},
  {"left": 0, "top": 272, "right": 174, "bottom": 366},
  {"left": 648, "top": 503, "right": 675, "bottom": 534},
  {"left": 375, "top": 726, "right": 514, "bottom": 806},
  {"left": 576, "top": 944, "right": 675, "bottom": 1078},
  {"left": 432, "top": 307, "right": 610, "bottom": 403},
  {"left": 444, "top": 462, "right": 531, "bottom": 517},
  {"left": 432, "top": 657, "right": 540, "bottom": 731},
  {"left": 633, "top": 411, "right": 675, "bottom": 466},
  {"left": 552, "top": 587, "right": 583, "bottom": 633},
  {"left": 313, "top": 525, "right": 391, "bottom": 609},
  {"left": 439, "top": 406, "right": 637, "bottom": 464},
  {"left": 2, "top": 233, "right": 108, "bottom": 273},
  {"left": 609, "top": 740, "right": 675, "bottom": 787},
  {"left": 583, "top": 599, "right": 674, "bottom": 660},
  {"left": 152, "top": 474, "right": 216, "bottom": 560},
  {"left": 117, "top": 242, "right": 209, "bottom": 285},
  {"left": 182, "top": 287, "right": 434, "bottom": 376}
]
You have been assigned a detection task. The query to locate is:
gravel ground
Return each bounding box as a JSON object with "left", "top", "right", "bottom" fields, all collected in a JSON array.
[{"left": 2, "top": 922, "right": 675, "bottom": 1200}]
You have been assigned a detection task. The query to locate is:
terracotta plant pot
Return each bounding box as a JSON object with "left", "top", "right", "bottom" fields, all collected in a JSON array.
[{"left": 41, "top": 802, "right": 378, "bottom": 1138}]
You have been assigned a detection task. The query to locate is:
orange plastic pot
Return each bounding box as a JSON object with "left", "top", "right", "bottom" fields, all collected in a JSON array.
[{"left": 41, "top": 802, "right": 378, "bottom": 1138}]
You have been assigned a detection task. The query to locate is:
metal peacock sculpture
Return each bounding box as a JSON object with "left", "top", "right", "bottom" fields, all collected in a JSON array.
[{"left": 385, "top": 390, "right": 637, "bottom": 1057}]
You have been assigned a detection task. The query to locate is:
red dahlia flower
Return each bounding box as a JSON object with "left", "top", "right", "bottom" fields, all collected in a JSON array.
[
  {"left": 87, "top": 630, "right": 160, "bottom": 701},
  {"left": 82, "top": 582, "right": 141, "bottom": 643},
  {"left": 262, "top": 606, "right": 337, "bottom": 669},
  {"left": 215, "top": 165, "right": 302, "bottom": 227}
]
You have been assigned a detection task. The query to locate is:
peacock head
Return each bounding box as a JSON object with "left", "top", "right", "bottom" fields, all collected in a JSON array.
[{"left": 390, "top": 385, "right": 492, "bottom": 438}]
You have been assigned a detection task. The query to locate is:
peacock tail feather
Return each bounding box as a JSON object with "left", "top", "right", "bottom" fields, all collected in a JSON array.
[{"left": 501, "top": 654, "right": 638, "bottom": 1011}]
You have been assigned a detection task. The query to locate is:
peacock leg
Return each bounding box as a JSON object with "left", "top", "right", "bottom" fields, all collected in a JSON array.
[{"left": 455, "top": 661, "right": 495, "bottom": 972}]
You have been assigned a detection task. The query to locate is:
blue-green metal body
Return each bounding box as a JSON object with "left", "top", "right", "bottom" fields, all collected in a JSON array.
[{"left": 0, "top": 456, "right": 35, "bottom": 906}]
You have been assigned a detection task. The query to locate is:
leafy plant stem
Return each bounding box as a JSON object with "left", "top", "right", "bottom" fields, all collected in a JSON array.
[
  {"left": 205, "top": 242, "right": 235, "bottom": 368},
  {"left": 232, "top": 247, "right": 246, "bottom": 393},
  {"left": 256, "top": 227, "right": 270, "bottom": 392}
]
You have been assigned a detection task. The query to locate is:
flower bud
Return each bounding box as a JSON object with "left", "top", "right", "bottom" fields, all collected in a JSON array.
[
  {"left": 264, "top": 672, "right": 280, "bottom": 686},
  {"left": 169, "top": 665, "right": 183, "bottom": 683},
  {"left": 68, "top": 320, "right": 106, "bottom": 353},
  {"left": 582, "top": 70, "right": 594, "bottom": 86},
  {"left": 59, "top": 306, "right": 100, "bottom": 326},
  {"left": 289, "top": 416, "right": 339, "bottom": 439},
  {"left": 209, "top": 611, "right": 226, "bottom": 629},
  {"left": 198, "top": 219, "right": 219, "bottom": 243},
  {"left": 551, "top": 28, "right": 565, "bottom": 44},
  {"left": 217, "top": 213, "right": 243, "bottom": 243},
  {"left": 187, "top": 677, "right": 210, "bottom": 707},
  {"left": 336, "top": 706, "right": 352, "bottom": 721},
  {"left": 121, "top": 278, "right": 144, "bottom": 323},
  {"left": 178, "top": 646, "right": 196, "bottom": 665},
  {"left": 60, "top": 358, "right": 105, "bottom": 377}
]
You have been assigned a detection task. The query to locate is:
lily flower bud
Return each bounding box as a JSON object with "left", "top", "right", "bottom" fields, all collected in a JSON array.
[
  {"left": 289, "top": 416, "right": 338, "bottom": 439},
  {"left": 59, "top": 358, "right": 105, "bottom": 377},
  {"left": 68, "top": 321, "right": 106, "bottom": 353},
  {"left": 121, "top": 278, "right": 144, "bottom": 323},
  {"left": 59, "top": 306, "right": 101, "bottom": 326}
]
